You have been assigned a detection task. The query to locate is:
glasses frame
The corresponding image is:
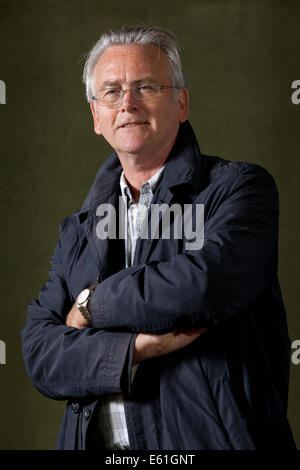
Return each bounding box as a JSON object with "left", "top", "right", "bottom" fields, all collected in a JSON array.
[{"left": 92, "top": 82, "right": 179, "bottom": 107}]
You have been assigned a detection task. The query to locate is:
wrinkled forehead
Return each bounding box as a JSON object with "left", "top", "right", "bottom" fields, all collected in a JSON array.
[{"left": 92, "top": 44, "right": 173, "bottom": 88}]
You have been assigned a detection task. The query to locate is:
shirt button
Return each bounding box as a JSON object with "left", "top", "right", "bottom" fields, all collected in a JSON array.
[
  {"left": 84, "top": 409, "right": 91, "bottom": 419},
  {"left": 70, "top": 402, "right": 80, "bottom": 414}
]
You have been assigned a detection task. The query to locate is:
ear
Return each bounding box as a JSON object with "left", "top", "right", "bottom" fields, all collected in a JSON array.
[
  {"left": 90, "top": 102, "right": 102, "bottom": 135},
  {"left": 177, "top": 88, "right": 189, "bottom": 123}
]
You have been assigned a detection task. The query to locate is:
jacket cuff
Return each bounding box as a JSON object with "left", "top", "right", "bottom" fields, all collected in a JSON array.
[
  {"left": 88, "top": 267, "right": 138, "bottom": 329},
  {"left": 89, "top": 287, "right": 138, "bottom": 394},
  {"left": 103, "top": 331, "right": 136, "bottom": 393}
]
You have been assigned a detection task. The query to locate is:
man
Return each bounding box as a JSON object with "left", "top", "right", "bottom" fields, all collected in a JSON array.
[{"left": 21, "top": 25, "right": 296, "bottom": 450}]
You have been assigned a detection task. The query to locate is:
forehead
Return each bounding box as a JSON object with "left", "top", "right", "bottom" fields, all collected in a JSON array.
[{"left": 93, "top": 44, "right": 172, "bottom": 86}]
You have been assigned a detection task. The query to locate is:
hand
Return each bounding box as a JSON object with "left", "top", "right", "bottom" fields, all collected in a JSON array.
[
  {"left": 66, "top": 302, "right": 91, "bottom": 329},
  {"left": 133, "top": 327, "right": 208, "bottom": 365}
]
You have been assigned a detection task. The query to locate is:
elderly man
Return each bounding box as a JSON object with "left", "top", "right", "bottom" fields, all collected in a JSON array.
[{"left": 21, "top": 25, "right": 295, "bottom": 450}]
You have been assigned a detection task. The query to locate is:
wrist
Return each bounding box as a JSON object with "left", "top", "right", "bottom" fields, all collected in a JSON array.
[
  {"left": 133, "top": 335, "right": 142, "bottom": 364},
  {"left": 76, "top": 286, "right": 97, "bottom": 326}
]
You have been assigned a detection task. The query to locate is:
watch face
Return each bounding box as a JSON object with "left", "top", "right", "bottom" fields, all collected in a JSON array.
[{"left": 77, "top": 288, "right": 90, "bottom": 305}]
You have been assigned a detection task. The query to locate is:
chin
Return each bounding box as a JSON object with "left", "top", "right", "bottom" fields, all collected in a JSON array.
[
  {"left": 121, "top": 147, "right": 146, "bottom": 156},
  {"left": 118, "top": 139, "right": 150, "bottom": 154}
]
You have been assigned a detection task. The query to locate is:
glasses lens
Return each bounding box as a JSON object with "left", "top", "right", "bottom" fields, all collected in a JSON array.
[
  {"left": 134, "top": 83, "right": 158, "bottom": 100},
  {"left": 96, "top": 83, "right": 162, "bottom": 106},
  {"left": 98, "top": 88, "right": 122, "bottom": 105}
]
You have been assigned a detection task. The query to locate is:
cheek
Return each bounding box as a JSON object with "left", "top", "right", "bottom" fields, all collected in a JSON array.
[
  {"left": 159, "top": 99, "right": 179, "bottom": 120},
  {"left": 156, "top": 103, "right": 180, "bottom": 130},
  {"left": 96, "top": 113, "right": 115, "bottom": 136}
]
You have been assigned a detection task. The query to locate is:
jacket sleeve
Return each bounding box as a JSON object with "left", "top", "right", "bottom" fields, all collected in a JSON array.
[
  {"left": 89, "top": 163, "right": 280, "bottom": 333},
  {"left": 21, "top": 218, "right": 136, "bottom": 400}
]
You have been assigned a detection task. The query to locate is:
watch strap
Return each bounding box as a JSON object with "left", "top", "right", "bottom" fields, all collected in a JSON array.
[{"left": 77, "top": 286, "right": 97, "bottom": 325}]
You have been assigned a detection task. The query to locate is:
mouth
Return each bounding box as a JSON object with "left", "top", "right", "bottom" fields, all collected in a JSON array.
[{"left": 119, "top": 121, "right": 149, "bottom": 128}]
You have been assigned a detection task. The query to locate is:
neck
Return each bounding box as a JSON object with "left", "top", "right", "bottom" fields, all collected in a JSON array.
[
  {"left": 121, "top": 159, "right": 166, "bottom": 202},
  {"left": 117, "top": 141, "right": 175, "bottom": 202}
]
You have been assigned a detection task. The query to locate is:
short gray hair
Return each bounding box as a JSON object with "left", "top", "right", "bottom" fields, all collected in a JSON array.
[{"left": 82, "top": 24, "right": 187, "bottom": 103}]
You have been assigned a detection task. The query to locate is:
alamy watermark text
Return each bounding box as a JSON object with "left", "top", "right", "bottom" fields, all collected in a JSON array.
[
  {"left": 291, "top": 80, "right": 300, "bottom": 105},
  {"left": 0, "top": 80, "right": 6, "bottom": 104},
  {"left": 96, "top": 198, "right": 204, "bottom": 250},
  {"left": 292, "top": 340, "right": 300, "bottom": 365},
  {"left": 0, "top": 340, "right": 6, "bottom": 365}
]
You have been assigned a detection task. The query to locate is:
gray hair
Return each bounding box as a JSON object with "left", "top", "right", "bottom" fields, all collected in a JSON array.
[{"left": 82, "top": 24, "right": 187, "bottom": 103}]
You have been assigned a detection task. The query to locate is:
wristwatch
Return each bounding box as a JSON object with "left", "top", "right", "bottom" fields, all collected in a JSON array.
[{"left": 76, "top": 286, "right": 97, "bottom": 324}]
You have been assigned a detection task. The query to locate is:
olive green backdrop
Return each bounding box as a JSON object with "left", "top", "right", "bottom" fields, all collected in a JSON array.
[{"left": 0, "top": 0, "right": 299, "bottom": 450}]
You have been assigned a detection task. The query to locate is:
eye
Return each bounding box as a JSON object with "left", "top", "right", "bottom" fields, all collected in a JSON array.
[
  {"left": 138, "top": 83, "right": 155, "bottom": 92},
  {"left": 135, "top": 83, "right": 157, "bottom": 98},
  {"left": 104, "top": 88, "right": 121, "bottom": 97}
]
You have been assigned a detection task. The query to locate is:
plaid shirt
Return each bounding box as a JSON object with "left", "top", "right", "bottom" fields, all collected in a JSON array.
[{"left": 95, "top": 165, "right": 165, "bottom": 450}]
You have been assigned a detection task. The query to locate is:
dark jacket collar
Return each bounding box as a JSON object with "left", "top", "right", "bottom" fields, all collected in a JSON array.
[{"left": 79, "top": 120, "right": 203, "bottom": 215}]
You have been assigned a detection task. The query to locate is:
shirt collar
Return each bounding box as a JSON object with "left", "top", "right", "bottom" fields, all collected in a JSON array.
[{"left": 120, "top": 165, "right": 165, "bottom": 206}]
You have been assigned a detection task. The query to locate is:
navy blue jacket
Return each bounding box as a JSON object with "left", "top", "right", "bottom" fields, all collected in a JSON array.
[{"left": 21, "top": 121, "right": 296, "bottom": 449}]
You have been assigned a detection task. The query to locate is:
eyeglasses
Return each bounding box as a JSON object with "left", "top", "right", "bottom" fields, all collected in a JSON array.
[{"left": 92, "top": 82, "right": 178, "bottom": 106}]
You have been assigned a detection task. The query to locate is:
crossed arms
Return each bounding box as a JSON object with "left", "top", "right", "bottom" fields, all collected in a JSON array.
[{"left": 21, "top": 164, "right": 278, "bottom": 400}]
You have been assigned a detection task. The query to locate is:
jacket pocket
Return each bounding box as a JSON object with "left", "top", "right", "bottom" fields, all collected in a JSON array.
[{"left": 211, "top": 375, "right": 256, "bottom": 450}]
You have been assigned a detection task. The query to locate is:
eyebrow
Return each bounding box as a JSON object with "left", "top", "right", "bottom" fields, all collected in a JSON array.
[{"left": 99, "top": 77, "right": 157, "bottom": 88}]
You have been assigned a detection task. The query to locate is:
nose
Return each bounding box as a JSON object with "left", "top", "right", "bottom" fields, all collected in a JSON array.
[{"left": 120, "top": 88, "right": 139, "bottom": 112}]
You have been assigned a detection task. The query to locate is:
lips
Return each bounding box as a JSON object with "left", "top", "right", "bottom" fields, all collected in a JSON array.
[{"left": 119, "top": 121, "right": 148, "bottom": 128}]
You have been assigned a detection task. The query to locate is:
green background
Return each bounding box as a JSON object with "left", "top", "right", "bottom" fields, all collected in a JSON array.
[{"left": 0, "top": 0, "right": 299, "bottom": 449}]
